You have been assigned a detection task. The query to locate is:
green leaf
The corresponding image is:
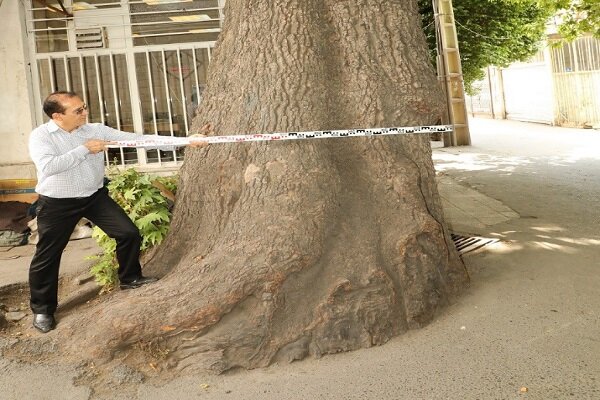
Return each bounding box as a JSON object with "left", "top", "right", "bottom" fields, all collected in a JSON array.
[
  {"left": 89, "top": 168, "right": 177, "bottom": 289},
  {"left": 124, "top": 188, "right": 140, "bottom": 200}
]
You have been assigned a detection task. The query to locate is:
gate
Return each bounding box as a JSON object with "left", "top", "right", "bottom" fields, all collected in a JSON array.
[
  {"left": 26, "top": 0, "right": 221, "bottom": 167},
  {"left": 35, "top": 45, "right": 212, "bottom": 167}
]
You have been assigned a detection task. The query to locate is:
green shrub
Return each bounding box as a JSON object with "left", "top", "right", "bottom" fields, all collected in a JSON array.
[{"left": 88, "top": 168, "right": 177, "bottom": 291}]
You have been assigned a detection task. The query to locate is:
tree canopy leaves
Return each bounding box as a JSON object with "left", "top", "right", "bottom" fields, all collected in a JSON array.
[
  {"left": 419, "top": 0, "right": 599, "bottom": 91},
  {"left": 419, "top": 0, "right": 550, "bottom": 90},
  {"left": 549, "top": 0, "right": 600, "bottom": 40}
]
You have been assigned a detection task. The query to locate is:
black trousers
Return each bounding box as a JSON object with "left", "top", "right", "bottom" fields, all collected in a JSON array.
[{"left": 29, "top": 187, "right": 142, "bottom": 314}]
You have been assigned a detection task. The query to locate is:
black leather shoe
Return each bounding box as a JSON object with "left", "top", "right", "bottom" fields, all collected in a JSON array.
[
  {"left": 33, "top": 313, "right": 56, "bottom": 333},
  {"left": 119, "top": 276, "right": 159, "bottom": 290}
]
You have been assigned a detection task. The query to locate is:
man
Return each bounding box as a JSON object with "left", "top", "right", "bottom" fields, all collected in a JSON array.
[{"left": 28, "top": 91, "right": 208, "bottom": 333}]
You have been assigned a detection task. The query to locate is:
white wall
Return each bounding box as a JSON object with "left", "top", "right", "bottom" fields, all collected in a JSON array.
[
  {"left": 502, "top": 62, "right": 555, "bottom": 125},
  {"left": 0, "top": 0, "right": 37, "bottom": 179}
]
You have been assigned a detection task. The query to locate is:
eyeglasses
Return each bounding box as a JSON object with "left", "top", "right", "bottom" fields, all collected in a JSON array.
[{"left": 73, "top": 104, "right": 88, "bottom": 115}]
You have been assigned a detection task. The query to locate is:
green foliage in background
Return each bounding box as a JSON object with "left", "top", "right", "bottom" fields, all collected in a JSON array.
[
  {"left": 419, "top": 0, "right": 551, "bottom": 93},
  {"left": 549, "top": 0, "right": 600, "bottom": 40},
  {"left": 88, "top": 169, "right": 177, "bottom": 290},
  {"left": 419, "top": 0, "right": 598, "bottom": 92}
]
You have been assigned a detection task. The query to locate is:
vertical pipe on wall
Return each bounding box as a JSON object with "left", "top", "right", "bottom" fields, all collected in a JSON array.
[
  {"left": 192, "top": 46, "right": 200, "bottom": 119},
  {"left": 48, "top": 56, "right": 55, "bottom": 92},
  {"left": 177, "top": 49, "right": 189, "bottom": 136},
  {"left": 161, "top": 50, "right": 176, "bottom": 162},
  {"left": 78, "top": 55, "right": 87, "bottom": 106},
  {"left": 146, "top": 51, "right": 158, "bottom": 136},
  {"left": 63, "top": 55, "right": 71, "bottom": 91},
  {"left": 108, "top": 52, "right": 125, "bottom": 165}
]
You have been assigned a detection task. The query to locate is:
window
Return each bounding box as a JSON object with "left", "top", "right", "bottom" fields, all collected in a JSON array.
[{"left": 130, "top": 0, "right": 222, "bottom": 46}]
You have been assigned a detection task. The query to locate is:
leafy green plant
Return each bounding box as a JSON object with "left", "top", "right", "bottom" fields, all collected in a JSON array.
[{"left": 88, "top": 168, "right": 178, "bottom": 290}]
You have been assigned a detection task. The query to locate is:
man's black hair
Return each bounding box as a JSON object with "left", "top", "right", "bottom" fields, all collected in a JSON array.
[{"left": 42, "top": 91, "right": 79, "bottom": 118}]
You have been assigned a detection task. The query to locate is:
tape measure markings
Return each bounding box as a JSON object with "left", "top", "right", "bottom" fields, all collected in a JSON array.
[{"left": 107, "top": 124, "right": 453, "bottom": 148}]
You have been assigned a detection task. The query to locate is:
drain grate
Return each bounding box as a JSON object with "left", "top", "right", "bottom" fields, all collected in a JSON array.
[{"left": 451, "top": 233, "right": 499, "bottom": 255}]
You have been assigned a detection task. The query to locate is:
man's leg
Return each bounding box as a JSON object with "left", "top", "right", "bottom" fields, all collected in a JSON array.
[
  {"left": 84, "top": 188, "right": 144, "bottom": 283},
  {"left": 29, "top": 197, "right": 80, "bottom": 316}
]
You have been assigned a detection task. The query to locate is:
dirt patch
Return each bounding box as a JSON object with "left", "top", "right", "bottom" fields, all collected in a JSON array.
[
  {"left": 0, "top": 282, "right": 30, "bottom": 339},
  {"left": 0, "top": 273, "right": 103, "bottom": 345},
  {"left": 0, "top": 274, "right": 178, "bottom": 395}
]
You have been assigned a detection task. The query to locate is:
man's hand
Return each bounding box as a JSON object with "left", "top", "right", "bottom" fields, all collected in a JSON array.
[
  {"left": 84, "top": 139, "right": 114, "bottom": 154},
  {"left": 188, "top": 123, "right": 213, "bottom": 148}
]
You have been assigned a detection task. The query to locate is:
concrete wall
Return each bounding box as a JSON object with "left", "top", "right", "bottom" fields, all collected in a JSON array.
[{"left": 0, "top": 1, "right": 37, "bottom": 179}]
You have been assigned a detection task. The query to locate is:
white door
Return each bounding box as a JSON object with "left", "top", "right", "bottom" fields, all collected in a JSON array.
[{"left": 501, "top": 63, "right": 554, "bottom": 124}]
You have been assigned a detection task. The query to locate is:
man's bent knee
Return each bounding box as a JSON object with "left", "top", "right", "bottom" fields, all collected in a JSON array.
[{"left": 113, "top": 227, "right": 141, "bottom": 243}]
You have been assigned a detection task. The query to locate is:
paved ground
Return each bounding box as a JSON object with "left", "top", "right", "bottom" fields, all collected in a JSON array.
[
  {"left": 1, "top": 117, "right": 599, "bottom": 399},
  {"left": 0, "top": 237, "right": 99, "bottom": 287}
]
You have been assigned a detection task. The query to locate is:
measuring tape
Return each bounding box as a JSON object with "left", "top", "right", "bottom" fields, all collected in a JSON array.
[{"left": 107, "top": 124, "right": 453, "bottom": 148}]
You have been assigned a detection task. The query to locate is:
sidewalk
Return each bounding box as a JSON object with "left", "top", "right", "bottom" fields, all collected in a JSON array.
[
  {"left": 0, "top": 237, "right": 99, "bottom": 288},
  {"left": 1, "top": 117, "right": 599, "bottom": 400}
]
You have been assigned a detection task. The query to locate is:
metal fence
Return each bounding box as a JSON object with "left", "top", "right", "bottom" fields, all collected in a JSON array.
[
  {"left": 35, "top": 45, "right": 213, "bottom": 167},
  {"left": 549, "top": 36, "right": 600, "bottom": 128},
  {"left": 466, "top": 36, "right": 600, "bottom": 128},
  {"left": 26, "top": 0, "right": 220, "bottom": 168}
]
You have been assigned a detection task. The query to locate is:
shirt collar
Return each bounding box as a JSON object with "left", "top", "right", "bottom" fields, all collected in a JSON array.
[{"left": 47, "top": 120, "right": 61, "bottom": 133}]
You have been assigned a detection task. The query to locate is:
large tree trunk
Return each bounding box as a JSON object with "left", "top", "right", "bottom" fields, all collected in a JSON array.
[{"left": 53, "top": 0, "right": 467, "bottom": 374}]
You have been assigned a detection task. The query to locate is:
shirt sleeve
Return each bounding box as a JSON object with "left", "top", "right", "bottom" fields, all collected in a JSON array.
[
  {"left": 95, "top": 124, "right": 141, "bottom": 141},
  {"left": 29, "top": 131, "right": 90, "bottom": 176}
]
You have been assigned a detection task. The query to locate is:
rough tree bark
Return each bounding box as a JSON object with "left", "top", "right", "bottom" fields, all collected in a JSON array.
[{"left": 51, "top": 0, "right": 468, "bottom": 374}]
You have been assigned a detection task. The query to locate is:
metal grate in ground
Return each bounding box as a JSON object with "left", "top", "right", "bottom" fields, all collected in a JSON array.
[{"left": 451, "top": 233, "right": 499, "bottom": 255}]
